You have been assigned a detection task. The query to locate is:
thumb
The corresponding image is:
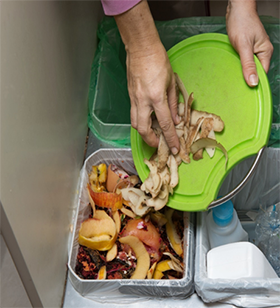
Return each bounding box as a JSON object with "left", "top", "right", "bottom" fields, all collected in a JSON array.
[{"left": 238, "top": 46, "right": 259, "bottom": 87}]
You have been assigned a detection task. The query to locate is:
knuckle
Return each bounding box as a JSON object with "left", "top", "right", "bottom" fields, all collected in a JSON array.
[
  {"left": 137, "top": 126, "right": 149, "bottom": 137},
  {"left": 159, "top": 119, "right": 173, "bottom": 133}
]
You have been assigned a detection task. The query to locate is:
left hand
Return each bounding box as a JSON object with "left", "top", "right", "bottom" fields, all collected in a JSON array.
[{"left": 226, "top": 0, "right": 273, "bottom": 87}]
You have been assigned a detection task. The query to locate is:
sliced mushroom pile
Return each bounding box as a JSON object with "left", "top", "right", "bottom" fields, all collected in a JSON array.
[{"left": 129, "top": 73, "right": 228, "bottom": 212}]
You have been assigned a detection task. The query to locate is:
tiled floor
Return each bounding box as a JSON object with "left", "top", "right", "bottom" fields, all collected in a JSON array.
[{"left": 1, "top": 2, "right": 279, "bottom": 307}]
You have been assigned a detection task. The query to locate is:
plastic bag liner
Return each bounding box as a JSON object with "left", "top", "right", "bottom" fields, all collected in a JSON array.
[
  {"left": 67, "top": 148, "right": 195, "bottom": 303},
  {"left": 194, "top": 148, "right": 280, "bottom": 308},
  {"left": 87, "top": 16, "right": 280, "bottom": 148}
]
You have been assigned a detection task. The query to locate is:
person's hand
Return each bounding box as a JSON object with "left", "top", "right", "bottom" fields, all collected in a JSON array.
[
  {"left": 115, "top": 0, "right": 180, "bottom": 154},
  {"left": 226, "top": 0, "right": 273, "bottom": 87},
  {"left": 127, "top": 40, "right": 180, "bottom": 153}
]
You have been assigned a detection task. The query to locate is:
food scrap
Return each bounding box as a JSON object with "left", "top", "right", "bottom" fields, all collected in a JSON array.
[
  {"left": 75, "top": 163, "right": 184, "bottom": 280},
  {"left": 141, "top": 73, "right": 228, "bottom": 209}
]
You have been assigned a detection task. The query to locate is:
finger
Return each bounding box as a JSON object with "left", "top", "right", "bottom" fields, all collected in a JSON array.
[
  {"left": 137, "top": 103, "right": 159, "bottom": 148},
  {"left": 238, "top": 45, "right": 259, "bottom": 87},
  {"left": 130, "top": 98, "right": 138, "bottom": 130},
  {"left": 154, "top": 96, "right": 180, "bottom": 155},
  {"left": 167, "top": 74, "right": 181, "bottom": 125},
  {"left": 256, "top": 43, "right": 274, "bottom": 74},
  {"left": 258, "top": 55, "right": 271, "bottom": 74}
]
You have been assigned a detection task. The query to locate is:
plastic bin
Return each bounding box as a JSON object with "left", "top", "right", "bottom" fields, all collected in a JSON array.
[
  {"left": 68, "top": 148, "right": 195, "bottom": 303},
  {"left": 194, "top": 147, "right": 280, "bottom": 308}
]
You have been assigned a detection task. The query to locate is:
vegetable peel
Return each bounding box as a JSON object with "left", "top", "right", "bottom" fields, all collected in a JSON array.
[{"left": 190, "top": 137, "right": 228, "bottom": 169}]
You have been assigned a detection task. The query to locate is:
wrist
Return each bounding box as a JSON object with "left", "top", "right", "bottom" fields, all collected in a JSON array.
[
  {"left": 227, "top": 0, "right": 257, "bottom": 11},
  {"left": 114, "top": 0, "right": 161, "bottom": 55}
]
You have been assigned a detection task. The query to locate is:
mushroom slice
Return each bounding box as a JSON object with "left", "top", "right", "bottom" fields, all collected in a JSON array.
[
  {"left": 174, "top": 73, "right": 189, "bottom": 110},
  {"left": 186, "top": 117, "right": 205, "bottom": 154},
  {"left": 151, "top": 117, "right": 162, "bottom": 137},
  {"left": 120, "top": 206, "right": 136, "bottom": 218},
  {"left": 176, "top": 126, "right": 184, "bottom": 139},
  {"left": 159, "top": 166, "right": 171, "bottom": 185},
  {"left": 184, "top": 125, "right": 189, "bottom": 142},
  {"left": 179, "top": 136, "right": 190, "bottom": 164},
  {"left": 163, "top": 252, "right": 184, "bottom": 273},
  {"left": 128, "top": 175, "right": 140, "bottom": 186},
  {"left": 190, "top": 137, "right": 228, "bottom": 169},
  {"left": 141, "top": 159, "right": 162, "bottom": 198},
  {"left": 133, "top": 195, "right": 150, "bottom": 217},
  {"left": 178, "top": 102, "right": 185, "bottom": 117},
  {"left": 192, "top": 133, "right": 203, "bottom": 161},
  {"left": 184, "top": 92, "right": 194, "bottom": 128},
  {"left": 119, "top": 236, "right": 150, "bottom": 279},
  {"left": 190, "top": 110, "right": 224, "bottom": 132},
  {"left": 157, "top": 183, "right": 169, "bottom": 200},
  {"left": 193, "top": 118, "right": 215, "bottom": 161},
  {"left": 205, "top": 129, "right": 216, "bottom": 158},
  {"left": 157, "top": 134, "right": 170, "bottom": 171},
  {"left": 174, "top": 153, "right": 182, "bottom": 166},
  {"left": 175, "top": 120, "right": 185, "bottom": 131},
  {"left": 121, "top": 188, "right": 150, "bottom": 216},
  {"left": 146, "top": 184, "right": 169, "bottom": 211},
  {"left": 167, "top": 155, "right": 179, "bottom": 189}
]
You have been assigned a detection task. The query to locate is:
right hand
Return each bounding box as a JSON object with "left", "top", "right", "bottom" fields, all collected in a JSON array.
[
  {"left": 114, "top": 0, "right": 180, "bottom": 154},
  {"left": 127, "top": 40, "right": 180, "bottom": 154}
]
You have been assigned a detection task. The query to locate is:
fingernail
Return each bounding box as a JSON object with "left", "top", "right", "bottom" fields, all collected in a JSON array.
[
  {"left": 175, "top": 115, "right": 181, "bottom": 124},
  {"left": 249, "top": 74, "right": 258, "bottom": 86},
  {"left": 171, "top": 147, "right": 178, "bottom": 155}
]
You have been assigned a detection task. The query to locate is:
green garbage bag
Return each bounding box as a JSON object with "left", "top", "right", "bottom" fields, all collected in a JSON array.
[{"left": 87, "top": 16, "right": 280, "bottom": 148}]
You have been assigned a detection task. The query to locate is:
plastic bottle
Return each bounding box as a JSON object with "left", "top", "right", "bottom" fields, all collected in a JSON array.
[{"left": 206, "top": 200, "right": 248, "bottom": 249}]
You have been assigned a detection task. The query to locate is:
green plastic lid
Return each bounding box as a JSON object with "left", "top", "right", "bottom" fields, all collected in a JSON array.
[{"left": 131, "top": 33, "right": 272, "bottom": 212}]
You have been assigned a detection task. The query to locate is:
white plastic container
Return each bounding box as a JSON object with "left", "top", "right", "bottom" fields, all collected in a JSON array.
[
  {"left": 68, "top": 149, "right": 195, "bottom": 302},
  {"left": 206, "top": 200, "right": 248, "bottom": 249},
  {"left": 207, "top": 242, "right": 279, "bottom": 279}
]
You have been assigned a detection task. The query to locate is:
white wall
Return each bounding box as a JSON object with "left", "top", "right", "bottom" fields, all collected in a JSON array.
[{"left": 0, "top": 1, "right": 103, "bottom": 306}]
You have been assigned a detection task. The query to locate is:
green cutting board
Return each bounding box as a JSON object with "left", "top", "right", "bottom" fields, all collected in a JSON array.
[{"left": 131, "top": 33, "right": 272, "bottom": 212}]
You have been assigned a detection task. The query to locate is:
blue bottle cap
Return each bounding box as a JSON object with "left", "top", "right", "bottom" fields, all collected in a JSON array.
[{"left": 212, "top": 200, "right": 234, "bottom": 226}]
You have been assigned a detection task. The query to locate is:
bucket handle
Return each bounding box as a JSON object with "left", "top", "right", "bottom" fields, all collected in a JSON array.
[{"left": 207, "top": 147, "right": 265, "bottom": 210}]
